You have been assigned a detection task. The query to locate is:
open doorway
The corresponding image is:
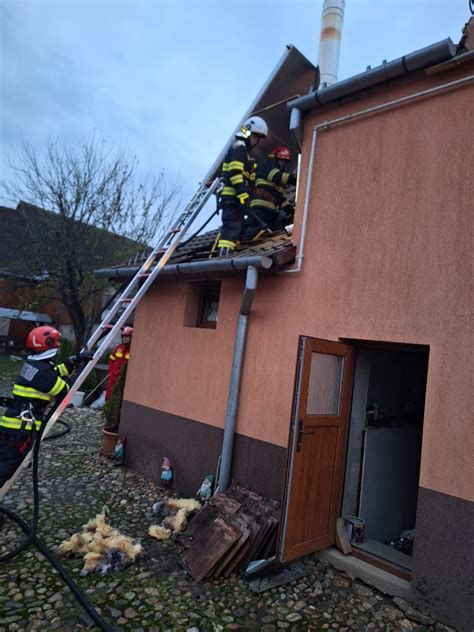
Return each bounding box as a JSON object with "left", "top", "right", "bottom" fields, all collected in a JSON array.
[{"left": 342, "top": 342, "right": 429, "bottom": 573}]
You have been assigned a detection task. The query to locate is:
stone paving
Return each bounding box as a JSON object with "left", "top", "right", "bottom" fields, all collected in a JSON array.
[{"left": 0, "top": 399, "right": 457, "bottom": 631}]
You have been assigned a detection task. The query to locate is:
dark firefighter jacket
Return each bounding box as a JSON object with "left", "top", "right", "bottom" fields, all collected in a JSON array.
[
  {"left": 0, "top": 357, "right": 72, "bottom": 432},
  {"left": 220, "top": 137, "right": 256, "bottom": 207},
  {"left": 250, "top": 160, "right": 296, "bottom": 214}
]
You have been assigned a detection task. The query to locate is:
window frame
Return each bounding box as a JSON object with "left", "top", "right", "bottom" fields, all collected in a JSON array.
[{"left": 196, "top": 282, "right": 221, "bottom": 329}]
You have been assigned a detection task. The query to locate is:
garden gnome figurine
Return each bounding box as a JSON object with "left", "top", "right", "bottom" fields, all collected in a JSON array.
[
  {"left": 196, "top": 474, "right": 214, "bottom": 502},
  {"left": 159, "top": 457, "right": 173, "bottom": 490}
]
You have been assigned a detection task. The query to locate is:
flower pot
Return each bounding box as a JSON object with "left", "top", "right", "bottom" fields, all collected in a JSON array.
[{"left": 102, "top": 426, "right": 119, "bottom": 457}]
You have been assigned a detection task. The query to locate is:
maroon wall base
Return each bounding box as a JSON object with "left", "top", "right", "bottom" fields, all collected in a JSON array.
[
  {"left": 120, "top": 400, "right": 287, "bottom": 500},
  {"left": 411, "top": 487, "right": 474, "bottom": 632}
]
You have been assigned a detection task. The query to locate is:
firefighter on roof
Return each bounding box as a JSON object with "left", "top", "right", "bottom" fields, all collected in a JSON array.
[
  {"left": 0, "top": 326, "right": 91, "bottom": 487},
  {"left": 217, "top": 116, "right": 269, "bottom": 256},
  {"left": 105, "top": 326, "right": 133, "bottom": 400},
  {"left": 242, "top": 145, "right": 297, "bottom": 242}
]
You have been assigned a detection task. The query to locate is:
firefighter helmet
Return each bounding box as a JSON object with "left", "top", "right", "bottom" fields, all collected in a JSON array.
[
  {"left": 26, "top": 326, "right": 61, "bottom": 352},
  {"left": 269, "top": 146, "right": 292, "bottom": 162},
  {"left": 237, "top": 116, "right": 268, "bottom": 139},
  {"left": 121, "top": 326, "right": 134, "bottom": 336}
]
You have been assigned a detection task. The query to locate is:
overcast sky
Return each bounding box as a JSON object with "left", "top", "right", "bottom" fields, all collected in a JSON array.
[{"left": 0, "top": 0, "right": 470, "bottom": 215}]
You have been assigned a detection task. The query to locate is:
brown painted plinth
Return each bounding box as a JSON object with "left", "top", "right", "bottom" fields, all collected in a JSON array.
[{"left": 119, "top": 400, "right": 287, "bottom": 499}]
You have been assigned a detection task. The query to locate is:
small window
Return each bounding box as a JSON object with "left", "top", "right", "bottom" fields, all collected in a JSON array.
[
  {"left": 197, "top": 283, "right": 220, "bottom": 328},
  {"left": 183, "top": 281, "right": 221, "bottom": 329}
]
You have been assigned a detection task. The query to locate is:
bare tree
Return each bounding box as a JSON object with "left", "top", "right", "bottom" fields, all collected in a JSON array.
[{"left": 1, "top": 136, "right": 181, "bottom": 346}]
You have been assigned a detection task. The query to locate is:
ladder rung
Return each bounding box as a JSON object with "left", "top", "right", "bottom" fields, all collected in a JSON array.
[
  {"left": 102, "top": 324, "right": 113, "bottom": 329},
  {"left": 121, "top": 298, "right": 133, "bottom": 303},
  {"left": 169, "top": 228, "right": 181, "bottom": 234}
]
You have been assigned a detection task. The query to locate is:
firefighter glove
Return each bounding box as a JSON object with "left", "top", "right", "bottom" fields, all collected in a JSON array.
[
  {"left": 237, "top": 192, "right": 249, "bottom": 205},
  {"left": 78, "top": 349, "right": 94, "bottom": 362}
]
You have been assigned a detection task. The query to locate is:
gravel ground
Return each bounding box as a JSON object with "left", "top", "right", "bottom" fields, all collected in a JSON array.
[{"left": 0, "top": 400, "right": 457, "bottom": 632}]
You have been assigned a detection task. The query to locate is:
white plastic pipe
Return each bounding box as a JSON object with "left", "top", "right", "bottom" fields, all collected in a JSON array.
[{"left": 318, "top": 0, "right": 345, "bottom": 86}]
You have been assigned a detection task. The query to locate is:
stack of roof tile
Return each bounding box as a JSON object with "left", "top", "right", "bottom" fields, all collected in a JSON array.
[{"left": 180, "top": 484, "right": 280, "bottom": 581}]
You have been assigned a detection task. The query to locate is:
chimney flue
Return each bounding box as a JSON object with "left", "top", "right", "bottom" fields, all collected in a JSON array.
[{"left": 318, "top": 0, "right": 345, "bottom": 86}]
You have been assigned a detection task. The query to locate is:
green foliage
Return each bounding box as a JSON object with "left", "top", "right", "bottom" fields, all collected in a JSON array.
[
  {"left": 102, "top": 363, "right": 127, "bottom": 432},
  {"left": 0, "top": 354, "right": 21, "bottom": 379},
  {"left": 57, "top": 338, "right": 76, "bottom": 364}
]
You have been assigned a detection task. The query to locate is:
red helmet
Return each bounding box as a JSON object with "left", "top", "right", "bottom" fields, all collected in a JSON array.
[
  {"left": 26, "top": 326, "right": 61, "bottom": 352},
  {"left": 269, "top": 146, "right": 292, "bottom": 162},
  {"left": 121, "top": 326, "right": 134, "bottom": 336}
]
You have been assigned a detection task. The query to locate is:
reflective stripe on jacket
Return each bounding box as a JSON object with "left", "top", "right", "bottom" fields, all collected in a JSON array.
[
  {"left": 0, "top": 358, "right": 70, "bottom": 432},
  {"left": 220, "top": 138, "right": 255, "bottom": 205},
  {"left": 249, "top": 161, "right": 294, "bottom": 213}
]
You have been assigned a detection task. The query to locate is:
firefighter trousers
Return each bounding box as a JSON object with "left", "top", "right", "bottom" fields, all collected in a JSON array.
[
  {"left": 0, "top": 429, "right": 34, "bottom": 487},
  {"left": 218, "top": 200, "right": 246, "bottom": 249}
]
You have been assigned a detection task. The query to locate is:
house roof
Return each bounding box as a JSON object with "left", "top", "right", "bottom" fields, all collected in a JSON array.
[
  {"left": 203, "top": 45, "right": 317, "bottom": 185},
  {"left": 95, "top": 228, "right": 297, "bottom": 280},
  {"left": 0, "top": 201, "right": 142, "bottom": 279}
]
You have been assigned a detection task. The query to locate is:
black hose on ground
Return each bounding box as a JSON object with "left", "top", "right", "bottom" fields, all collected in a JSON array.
[
  {"left": 0, "top": 413, "right": 115, "bottom": 631},
  {"left": 0, "top": 423, "right": 44, "bottom": 563},
  {"left": 44, "top": 418, "right": 70, "bottom": 440},
  {"left": 0, "top": 505, "right": 115, "bottom": 631}
]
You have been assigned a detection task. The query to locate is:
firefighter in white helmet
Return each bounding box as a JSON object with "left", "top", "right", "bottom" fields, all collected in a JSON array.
[{"left": 217, "top": 116, "right": 269, "bottom": 256}]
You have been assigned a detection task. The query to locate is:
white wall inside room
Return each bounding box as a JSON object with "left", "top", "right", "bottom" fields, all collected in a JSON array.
[
  {"left": 343, "top": 346, "right": 428, "bottom": 544},
  {"left": 360, "top": 424, "right": 422, "bottom": 542}
]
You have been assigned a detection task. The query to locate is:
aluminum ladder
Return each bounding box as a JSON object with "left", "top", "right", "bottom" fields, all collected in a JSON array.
[{"left": 0, "top": 178, "right": 221, "bottom": 499}]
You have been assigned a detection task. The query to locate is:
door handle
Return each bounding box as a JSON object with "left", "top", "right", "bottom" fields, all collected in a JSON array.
[{"left": 297, "top": 418, "right": 314, "bottom": 452}]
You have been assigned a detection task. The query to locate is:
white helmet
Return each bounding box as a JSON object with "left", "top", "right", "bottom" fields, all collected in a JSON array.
[{"left": 237, "top": 116, "right": 268, "bottom": 139}]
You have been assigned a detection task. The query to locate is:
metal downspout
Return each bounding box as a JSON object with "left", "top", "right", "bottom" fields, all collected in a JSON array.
[
  {"left": 216, "top": 266, "right": 259, "bottom": 493},
  {"left": 282, "top": 74, "right": 474, "bottom": 275}
]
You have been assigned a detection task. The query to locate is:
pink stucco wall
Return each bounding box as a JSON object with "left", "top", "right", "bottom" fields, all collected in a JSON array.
[{"left": 125, "top": 63, "right": 474, "bottom": 503}]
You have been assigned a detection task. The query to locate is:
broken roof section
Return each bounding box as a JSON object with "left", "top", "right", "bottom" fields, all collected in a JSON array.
[
  {"left": 203, "top": 45, "right": 318, "bottom": 183},
  {"left": 95, "top": 45, "right": 314, "bottom": 281},
  {"left": 95, "top": 229, "right": 296, "bottom": 280}
]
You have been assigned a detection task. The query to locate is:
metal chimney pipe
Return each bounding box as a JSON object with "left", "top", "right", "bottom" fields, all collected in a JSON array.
[{"left": 318, "top": 0, "right": 345, "bottom": 85}]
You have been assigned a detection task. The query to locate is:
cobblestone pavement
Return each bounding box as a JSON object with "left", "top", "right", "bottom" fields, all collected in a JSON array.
[{"left": 0, "top": 403, "right": 456, "bottom": 632}]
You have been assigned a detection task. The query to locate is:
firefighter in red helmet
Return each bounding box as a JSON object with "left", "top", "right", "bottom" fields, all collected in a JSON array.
[
  {"left": 105, "top": 326, "right": 133, "bottom": 400},
  {"left": 242, "top": 145, "right": 297, "bottom": 242},
  {"left": 0, "top": 326, "right": 91, "bottom": 488}
]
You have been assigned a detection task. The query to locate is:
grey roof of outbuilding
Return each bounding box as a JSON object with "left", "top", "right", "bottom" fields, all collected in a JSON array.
[{"left": 0, "top": 307, "right": 52, "bottom": 323}]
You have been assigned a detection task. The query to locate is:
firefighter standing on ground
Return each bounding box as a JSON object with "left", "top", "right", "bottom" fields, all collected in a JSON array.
[
  {"left": 242, "top": 145, "right": 297, "bottom": 242},
  {"left": 217, "top": 116, "right": 269, "bottom": 256},
  {"left": 105, "top": 326, "right": 133, "bottom": 400},
  {"left": 0, "top": 326, "right": 90, "bottom": 488}
]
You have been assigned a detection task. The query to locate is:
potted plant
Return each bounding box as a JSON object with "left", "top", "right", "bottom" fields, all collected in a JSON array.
[{"left": 101, "top": 363, "right": 127, "bottom": 456}]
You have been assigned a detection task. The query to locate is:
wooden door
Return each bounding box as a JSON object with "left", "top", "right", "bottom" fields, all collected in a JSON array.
[{"left": 279, "top": 337, "right": 354, "bottom": 562}]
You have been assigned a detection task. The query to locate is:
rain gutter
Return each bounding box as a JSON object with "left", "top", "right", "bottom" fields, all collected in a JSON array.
[
  {"left": 216, "top": 266, "right": 259, "bottom": 494},
  {"left": 287, "top": 38, "right": 456, "bottom": 113},
  {"left": 281, "top": 73, "right": 474, "bottom": 276},
  {"left": 94, "top": 255, "right": 273, "bottom": 279}
]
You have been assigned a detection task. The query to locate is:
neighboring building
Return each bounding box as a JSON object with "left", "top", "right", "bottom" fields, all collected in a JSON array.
[
  {"left": 0, "top": 201, "right": 139, "bottom": 348},
  {"left": 96, "top": 22, "right": 473, "bottom": 631}
]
